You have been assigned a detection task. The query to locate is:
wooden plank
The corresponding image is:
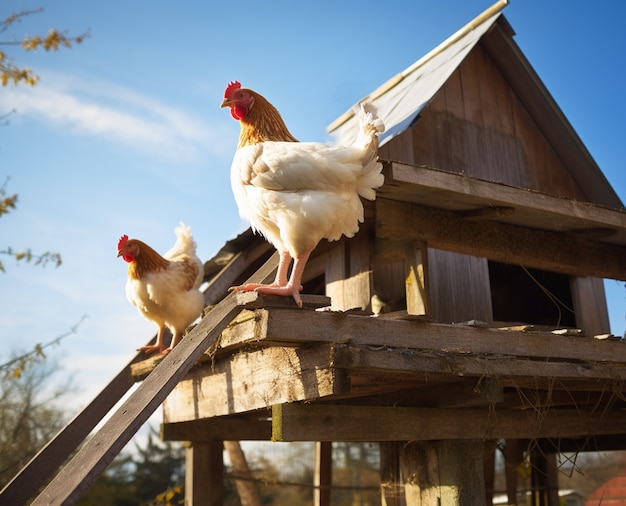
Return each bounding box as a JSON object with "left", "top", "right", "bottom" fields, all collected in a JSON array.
[
  {"left": 425, "top": 249, "right": 492, "bottom": 323},
  {"left": 442, "top": 67, "right": 469, "bottom": 174},
  {"left": 203, "top": 240, "right": 274, "bottom": 305},
  {"left": 402, "top": 440, "right": 486, "bottom": 506},
  {"left": 334, "top": 345, "right": 626, "bottom": 385},
  {"left": 570, "top": 276, "right": 610, "bottom": 336},
  {"left": 162, "top": 416, "right": 272, "bottom": 442},
  {"left": 380, "top": 442, "right": 405, "bottom": 506},
  {"left": 256, "top": 309, "right": 626, "bottom": 365},
  {"left": 379, "top": 162, "right": 626, "bottom": 243},
  {"left": 404, "top": 243, "right": 428, "bottom": 316},
  {"left": 31, "top": 253, "right": 279, "bottom": 506},
  {"left": 163, "top": 343, "right": 351, "bottom": 423},
  {"left": 272, "top": 404, "right": 626, "bottom": 442},
  {"left": 376, "top": 198, "right": 626, "bottom": 282}
]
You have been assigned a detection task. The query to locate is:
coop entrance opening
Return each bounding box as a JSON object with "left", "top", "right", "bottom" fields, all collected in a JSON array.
[{"left": 488, "top": 261, "right": 575, "bottom": 327}]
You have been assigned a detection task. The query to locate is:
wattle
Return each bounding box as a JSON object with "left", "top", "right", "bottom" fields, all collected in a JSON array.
[
  {"left": 231, "top": 105, "right": 247, "bottom": 121},
  {"left": 123, "top": 254, "right": 134, "bottom": 263}
]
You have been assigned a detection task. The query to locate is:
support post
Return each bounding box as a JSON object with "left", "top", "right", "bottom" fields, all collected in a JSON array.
[
  {"left": 314, "top": 441, "right": 332, "bottom": 506},
  {"left": 380, "top": 442, "right": 406, "bottom": 506},
  {"left": 401, "top": 440, "right": 486, "bottom": 505},
  {"left": 185, "top": 440, "right": 223, "bottom": 506}
]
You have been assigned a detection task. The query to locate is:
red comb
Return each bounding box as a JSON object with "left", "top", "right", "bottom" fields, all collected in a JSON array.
[
  {"left": 224, "top": 80, "right": 241, "bottom": 98},
  {"left": 118, "top": 234, "right": 129, "bottom": 250}
]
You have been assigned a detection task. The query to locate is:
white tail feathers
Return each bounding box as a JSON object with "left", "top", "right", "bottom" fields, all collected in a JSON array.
[
  {"left": 355, "top": 102, "right": 385, "bottom": 201},
  {"left": 165, "top": 221, "right": 198, "bottom": 259}
]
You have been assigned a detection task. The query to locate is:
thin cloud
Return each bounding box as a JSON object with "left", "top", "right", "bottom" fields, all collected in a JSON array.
[{"left": 0, "top": 71, "right": 232, "bottom": 161}]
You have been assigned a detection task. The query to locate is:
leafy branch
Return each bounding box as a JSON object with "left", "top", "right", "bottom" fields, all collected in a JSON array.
[
  {"left": 0, "top": 7, "right": 89, "bottom": 86},
  {"left": 0, "top": 314, "right": 88, "bottom": 379},
  {"left": 0, "top": 177, "right": 62, "bottom": 272},
  {"left": 0, "top": 247, "right": 62, "bottom": 271}
]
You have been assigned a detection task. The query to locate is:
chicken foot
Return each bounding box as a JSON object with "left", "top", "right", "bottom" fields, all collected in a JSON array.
[
  {"left": 137, "top": 326, "right": 171, "bottom": 355},
  {"left": 232, "top": 250, "right": 309, "bottom": 308}
]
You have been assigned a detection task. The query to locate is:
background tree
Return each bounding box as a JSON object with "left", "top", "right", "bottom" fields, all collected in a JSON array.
[
  {"left": 0, "top": 357, "right": 73, "bottom": 488},
  {"left": 1, "top": 7, "right": 87, "bottom": 87},
  {"left": 1, "top": 6, "right": 87, "bottom": 269}
]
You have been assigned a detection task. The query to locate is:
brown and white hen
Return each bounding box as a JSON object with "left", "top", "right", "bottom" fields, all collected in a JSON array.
[{"left": 117, "top": 222, "right": 204, "bottom": 355}]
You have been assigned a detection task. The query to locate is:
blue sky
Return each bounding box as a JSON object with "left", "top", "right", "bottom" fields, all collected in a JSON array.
[{"left": 1, "top": 0, "right": 625, "bottom": 414}]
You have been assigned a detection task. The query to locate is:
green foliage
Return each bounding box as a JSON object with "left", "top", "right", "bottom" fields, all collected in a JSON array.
[{"left": 0, "top": 7, "right": 88, "bottom": 86}]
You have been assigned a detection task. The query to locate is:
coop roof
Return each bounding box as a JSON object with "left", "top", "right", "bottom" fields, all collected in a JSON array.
[{"left": 327, "top": 0, "right": 622, "bottom": 209}]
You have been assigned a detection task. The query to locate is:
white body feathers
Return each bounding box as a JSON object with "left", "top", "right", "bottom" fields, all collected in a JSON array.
[
  {"left": 230, "top": 103, "right": 385, "bottom": 257},
  {"left": 125, "top": 222, "right": 204, "bottom": 338}
]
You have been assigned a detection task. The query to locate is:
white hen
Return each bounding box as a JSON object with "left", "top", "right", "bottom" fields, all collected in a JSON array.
[{"left": 221, "top": 81, "right": 384, "bottom": 306}]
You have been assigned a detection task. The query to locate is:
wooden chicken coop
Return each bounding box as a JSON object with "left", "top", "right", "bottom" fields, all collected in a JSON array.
[{"left": 4, "top": 1, "right": 626, "bottom": 505}]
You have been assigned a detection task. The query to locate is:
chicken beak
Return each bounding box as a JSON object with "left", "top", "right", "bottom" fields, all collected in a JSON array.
[
  {"left": 116, "top": 250, "right": 122, "bottom": 257},
  {"left": 220, "top": 98, "right": 232, "bottom": 108}
]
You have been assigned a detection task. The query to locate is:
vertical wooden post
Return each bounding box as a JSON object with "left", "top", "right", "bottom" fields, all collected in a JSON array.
[
  {"left": 380, "top": 442, "right": 406, "bottom": 506},
  {"left": 314, "top": 441, "right": 332, "bottom": 506},
  {"left": 483, "top": 442, "right": 496, "bottom": 506},
  {"left": 530, "top": 452, "right": 559, "bottom": 506},
  {"left": 326, "top": 231, "right": 373, "bottom": 311},
  {"left": 504, "top": 439, "right": 527, "bottom": 506},
  {"left": 185, "top": 440, "right": 223, "bottom": 506},
  {"left": 405, "top": 242, "right": 429, "bottom": 316},
  {"left": 401, "top": 440, "right": 486, "bottom": 506}
]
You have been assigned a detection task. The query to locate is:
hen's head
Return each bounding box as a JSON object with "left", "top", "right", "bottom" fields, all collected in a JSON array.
[
  {"left": 117, "top": 235, "right": 139, "bottom": 263},
  {"left": 221, "top": 81, "right": 254, "bottom": 121}
]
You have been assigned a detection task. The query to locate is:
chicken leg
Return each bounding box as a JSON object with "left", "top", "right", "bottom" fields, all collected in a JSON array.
[
  {"left": 230, "top": 250, "right": 309, "bottom": 307},
  {"left": 137, "top": 326, "right": 168, "bottom": 355}
]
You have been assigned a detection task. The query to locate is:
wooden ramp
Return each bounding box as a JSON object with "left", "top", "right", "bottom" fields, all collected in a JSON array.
[{"left": 0, "top": 250, "right": 277, "bottom": 506}]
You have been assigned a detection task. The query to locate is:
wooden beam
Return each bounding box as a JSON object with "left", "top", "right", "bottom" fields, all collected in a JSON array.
[
  {"left": 376, "top": 198, "right": 626, "bottom": 282},
  {"left": 272, "top": 404, "right": 626, "bottom": 442},
  {"left": 163, "top": 343, "right": 351, "bottom": 423},
  {"left": 404, "top": 242, "right": 429, "bottom": 316},
  {"left": 380, "top": 162, "right": 626, "bottom": 235},
  {"left": 401, "top": 440, "right": 486, "bottom": 506},
  {"left": 162, "top": 416, "right": 271, "bottom": 442},
  {"left": 333, "top": 344, "right": 626, "bottom": 385},
  {"left": 253, "top": 309, "right": 626, "bottom": 365},
  {"left": 185, "top": 440, "right": 224, "bottom": 506},
  {"left": 314, "top": 442, "right": 332, "bottom": 506}
]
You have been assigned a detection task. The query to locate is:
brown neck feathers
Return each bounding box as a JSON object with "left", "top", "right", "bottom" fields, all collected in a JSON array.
[
  {"left": 238, "top": 93, "right": 298, "bottom": 148},
  {"left": 127, "top": 240, "right": 170, "bottom": 280}
]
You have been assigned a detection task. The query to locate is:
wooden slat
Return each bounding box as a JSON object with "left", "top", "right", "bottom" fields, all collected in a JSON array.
[
  {"left": 162, "top": 416, "right": 272, "bottom": 442},
  {"left": 376, "top": 198, "right": 626, "bottom": 282},
  {"left": 272, "top": 403, "right": 626, "bottom": 442},
  {"left": 379, "top": 162, "right": 626, "bottom": 243},
  {"left": 163, "top": 343, "right": 351, "bottom": 423},
  {"left": 203, "top": 240, "right": 274, "bottom": 305},
  {"left": 253, "top": 309, "right": 626, "bottom": 365},
  {"left": 30, "top": 253, "right": 279, "bottom": 506},
  {"left": 334, "top": 345, "right": 626, "bottom": 385}
]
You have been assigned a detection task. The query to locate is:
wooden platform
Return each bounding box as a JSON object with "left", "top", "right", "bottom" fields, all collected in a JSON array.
[{"left": 154, "top": 294, "right": 626, "bottom": 447}]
